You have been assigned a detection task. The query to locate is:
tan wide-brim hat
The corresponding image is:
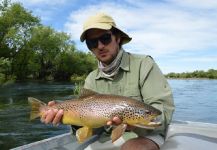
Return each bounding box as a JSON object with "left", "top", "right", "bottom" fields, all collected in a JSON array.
[{"left": 80, "top": 12, "right": 132, "bottom": 45}]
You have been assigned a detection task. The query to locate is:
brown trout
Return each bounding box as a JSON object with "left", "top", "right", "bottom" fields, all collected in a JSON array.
[{"left": 28, "top": 88, "right": 162, "bottom": 143}]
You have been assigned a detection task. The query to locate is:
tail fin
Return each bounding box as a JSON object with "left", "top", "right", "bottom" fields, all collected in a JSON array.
[{"left": 28, "top": 97, "right": 46, "bottom": 120}]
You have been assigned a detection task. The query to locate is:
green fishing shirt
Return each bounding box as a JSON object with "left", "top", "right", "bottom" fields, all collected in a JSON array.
[{"left": 84, "top": 50, "right": 175, "bottom": 139}]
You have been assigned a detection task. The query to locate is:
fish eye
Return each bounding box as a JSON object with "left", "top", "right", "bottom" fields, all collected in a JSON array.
[{"left": 145, "top": 110, "right": 151, "bottom": 115}]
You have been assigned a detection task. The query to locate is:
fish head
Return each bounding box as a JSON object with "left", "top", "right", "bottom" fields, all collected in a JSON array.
[{"left": 132, "top": 107, "right": 162, "bottom": 129}]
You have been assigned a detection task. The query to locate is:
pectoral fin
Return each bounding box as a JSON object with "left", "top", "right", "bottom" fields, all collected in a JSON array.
[
  {"left": 76, "top": 126, "right": 93, "bottom": 143},
  {"left": 111, "top": 124, "right": 127, "bottom": 143}
]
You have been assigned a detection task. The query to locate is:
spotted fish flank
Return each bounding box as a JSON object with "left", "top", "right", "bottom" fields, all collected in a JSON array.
[{"left": 28, "top": 88, "right": 162, "bottom": 143}]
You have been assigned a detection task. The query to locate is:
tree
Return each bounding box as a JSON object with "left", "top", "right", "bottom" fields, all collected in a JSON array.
[
  {"left": 165, "top": 69, "right": 217, "bottom": 79},
  {"left": 0, "top": 1, "right": 97, "bottom": 81},
  {"left": 0, "top": 2, "right": 39, "bottom": 58},
  {"left": 28, "top": 26, "right": 76, "bottom": 80},
  {"left": 0, "top": 0, "right": 9, "bottom": 11},
  {"left": 0, "top": 1, "right": 39, "bottom": 79},
  {"left": 0, "top": 57, "right": 15, "bottom": 84}
]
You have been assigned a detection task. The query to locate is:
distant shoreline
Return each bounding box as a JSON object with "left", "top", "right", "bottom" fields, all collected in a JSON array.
[
  {"left": 166, "top": 77, "right": 217, "bottom": 80},
  {"left": 165, "top": 69, "right": 217, "bottom": 79}
]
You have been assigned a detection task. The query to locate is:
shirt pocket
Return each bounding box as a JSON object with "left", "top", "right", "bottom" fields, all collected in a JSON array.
[{"left": 124, "top": 87, "right": 142, "bottom": 101}]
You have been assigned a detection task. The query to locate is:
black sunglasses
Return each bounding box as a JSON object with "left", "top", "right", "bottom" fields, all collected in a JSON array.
[{"left": 86, "top": 33, "right": 112, "bottom": 50}]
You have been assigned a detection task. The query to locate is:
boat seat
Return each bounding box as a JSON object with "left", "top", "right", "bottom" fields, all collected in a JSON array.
[{"left": 161, "top": 133, "right": 217, "bottom": 150}]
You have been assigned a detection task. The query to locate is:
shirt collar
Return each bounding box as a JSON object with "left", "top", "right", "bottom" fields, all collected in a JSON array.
[{"left": 95, "top": 49, "right": 130, "bottom": 80}]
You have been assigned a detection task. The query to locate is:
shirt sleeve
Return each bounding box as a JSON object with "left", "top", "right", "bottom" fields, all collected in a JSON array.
[
  {"left": 83, "top": 70, "right": 97, "bottom": 91},
  {"left": 134, "top": 56, "right": 175, "bottom": 138}
]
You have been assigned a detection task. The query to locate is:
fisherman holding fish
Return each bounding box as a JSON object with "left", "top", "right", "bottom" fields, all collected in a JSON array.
[{"left": 39, "top": 13, "right": 175, "bottom": 150}]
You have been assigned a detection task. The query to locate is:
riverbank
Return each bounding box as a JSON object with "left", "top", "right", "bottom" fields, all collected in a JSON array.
[
  {"left": 165, "top": 69, "right": 217, "bottom": 79},
  {"left": 166, "top": 77, "right": 217, "bottom": 80}
]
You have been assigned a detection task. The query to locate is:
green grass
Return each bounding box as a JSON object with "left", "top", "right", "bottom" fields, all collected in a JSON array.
[{"left": 73, "top": 81, "right": 84, "bottom": 96}]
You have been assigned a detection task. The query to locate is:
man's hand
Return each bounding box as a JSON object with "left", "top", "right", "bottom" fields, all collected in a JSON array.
[
  {"left": 107, "top": 116, "right": 135, "bottom": 130},
  {"left": 41, "top": 101, "right": 64, "bottom": 126}
]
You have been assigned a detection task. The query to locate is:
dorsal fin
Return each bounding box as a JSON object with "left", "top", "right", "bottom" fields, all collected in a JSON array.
[{"left": 79, "top": 88, "right": 98, "bottom": 98}]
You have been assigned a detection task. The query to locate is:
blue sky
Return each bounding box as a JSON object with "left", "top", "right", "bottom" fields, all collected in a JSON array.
[{"left": 12, "top": 0, "right": 217, "bottom": 73}]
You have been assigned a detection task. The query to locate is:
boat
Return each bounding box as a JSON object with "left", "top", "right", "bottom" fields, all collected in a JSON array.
[{"left": 11, "top": 120, "right": 217, "bottom": 150}]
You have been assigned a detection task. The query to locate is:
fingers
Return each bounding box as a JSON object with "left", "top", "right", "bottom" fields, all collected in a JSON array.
[
  {"left": 112, "top": 116, "right": 122, "bottom": 124},
  {"left": 52, "top": 109, "right": 64, "bottom": 126},
  {"left": 107, "top": 121, "right": 112, "bottom": 126},
  {"left": 41, "top": 109, "right": 47, "bottom": 122},
  {"left": 44, "top": 109, "right": 57, "bottom": 124},
  {"left": 41, "top": 109, "right": 63, "bottom": 126},
  {"left": 48, "top": 101, "right": 56, "bottom": 106},
  {"left": 41, "top": 101, "right": 63, "bottom": 126},
  {"left": 107, "top": 116, "right": 122, "bottom": 126},
  {"left": 107, "top": 117, "right": 134, "bottom": 130}
]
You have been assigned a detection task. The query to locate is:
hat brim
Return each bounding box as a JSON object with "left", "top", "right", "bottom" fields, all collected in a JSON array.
[
  {"left": 80, "top": 24, "right": 132, "bottom": 45},
  {"left": 115, "top": 27, "right": 132, "bottom": 45},
  {"left": 80, "top": 23, "right": 112, "bottom": 42}
]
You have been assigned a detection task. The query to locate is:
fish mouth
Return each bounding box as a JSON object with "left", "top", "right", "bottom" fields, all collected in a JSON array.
[
  {"left": 147, "top": 121, "right": 162, "bottom": 127},
  {"left": 135, "top": 115, "right": 162, "bottom": 129},
  {"left": 148, "top": 115, "right": 162, "bottom": 126}
]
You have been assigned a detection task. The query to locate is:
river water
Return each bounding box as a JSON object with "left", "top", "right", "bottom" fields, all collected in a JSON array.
[{"left": 0, "top": 79, "right": 217, "bottom": 149}]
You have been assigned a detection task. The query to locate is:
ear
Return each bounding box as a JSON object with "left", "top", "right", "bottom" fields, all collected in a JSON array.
[{"left": 115, "top": 34, "right": 121, "bottom": 45}]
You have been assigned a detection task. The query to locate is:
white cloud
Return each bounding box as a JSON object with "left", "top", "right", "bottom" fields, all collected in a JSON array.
[
  {"left": 64, "top": 3, "right": 131, "bottom": 40},
  {"left": 64, "top": 1, "right": 217, "bottom": 57},
  {"left": 167, "top": 0, "right": 217, "bottom": 9},
  {"left": 12, "top": 0, "right": 76, "bottom": 25},
  {"left": 181, "top": 56, "right": 217, "bottom": 62}
]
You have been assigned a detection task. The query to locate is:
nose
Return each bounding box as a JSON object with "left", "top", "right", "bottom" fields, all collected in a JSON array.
[{"left": 97, "top": 40, "right": 105, "bottom": 50}]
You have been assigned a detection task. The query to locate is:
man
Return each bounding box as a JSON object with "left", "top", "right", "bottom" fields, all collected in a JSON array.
[{"left": 42, "top": 13, "right": 175, "bottom": 150}]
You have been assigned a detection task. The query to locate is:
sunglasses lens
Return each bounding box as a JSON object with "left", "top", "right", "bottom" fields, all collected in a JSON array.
[
  {"left": 86, "top": 39, "right": 98, "bottom": 50},
  {"left": 86, "top": 33, "right": 112, "bottom": 50},
  {"left": 99, "top": 33, "right": 112, "bottom": 45}
]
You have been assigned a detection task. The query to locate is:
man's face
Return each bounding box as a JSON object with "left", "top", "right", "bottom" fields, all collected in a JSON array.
[{"left": 85, "top": 29, "right": 120, "bottom": 66}]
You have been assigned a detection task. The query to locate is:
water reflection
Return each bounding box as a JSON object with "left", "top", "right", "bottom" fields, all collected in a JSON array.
[
  {"left": 0, "top": 81, "right": 74, "bottom": 150},
  {"left": 168, "top": 79, "right": 217, "bottom": 123}
]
